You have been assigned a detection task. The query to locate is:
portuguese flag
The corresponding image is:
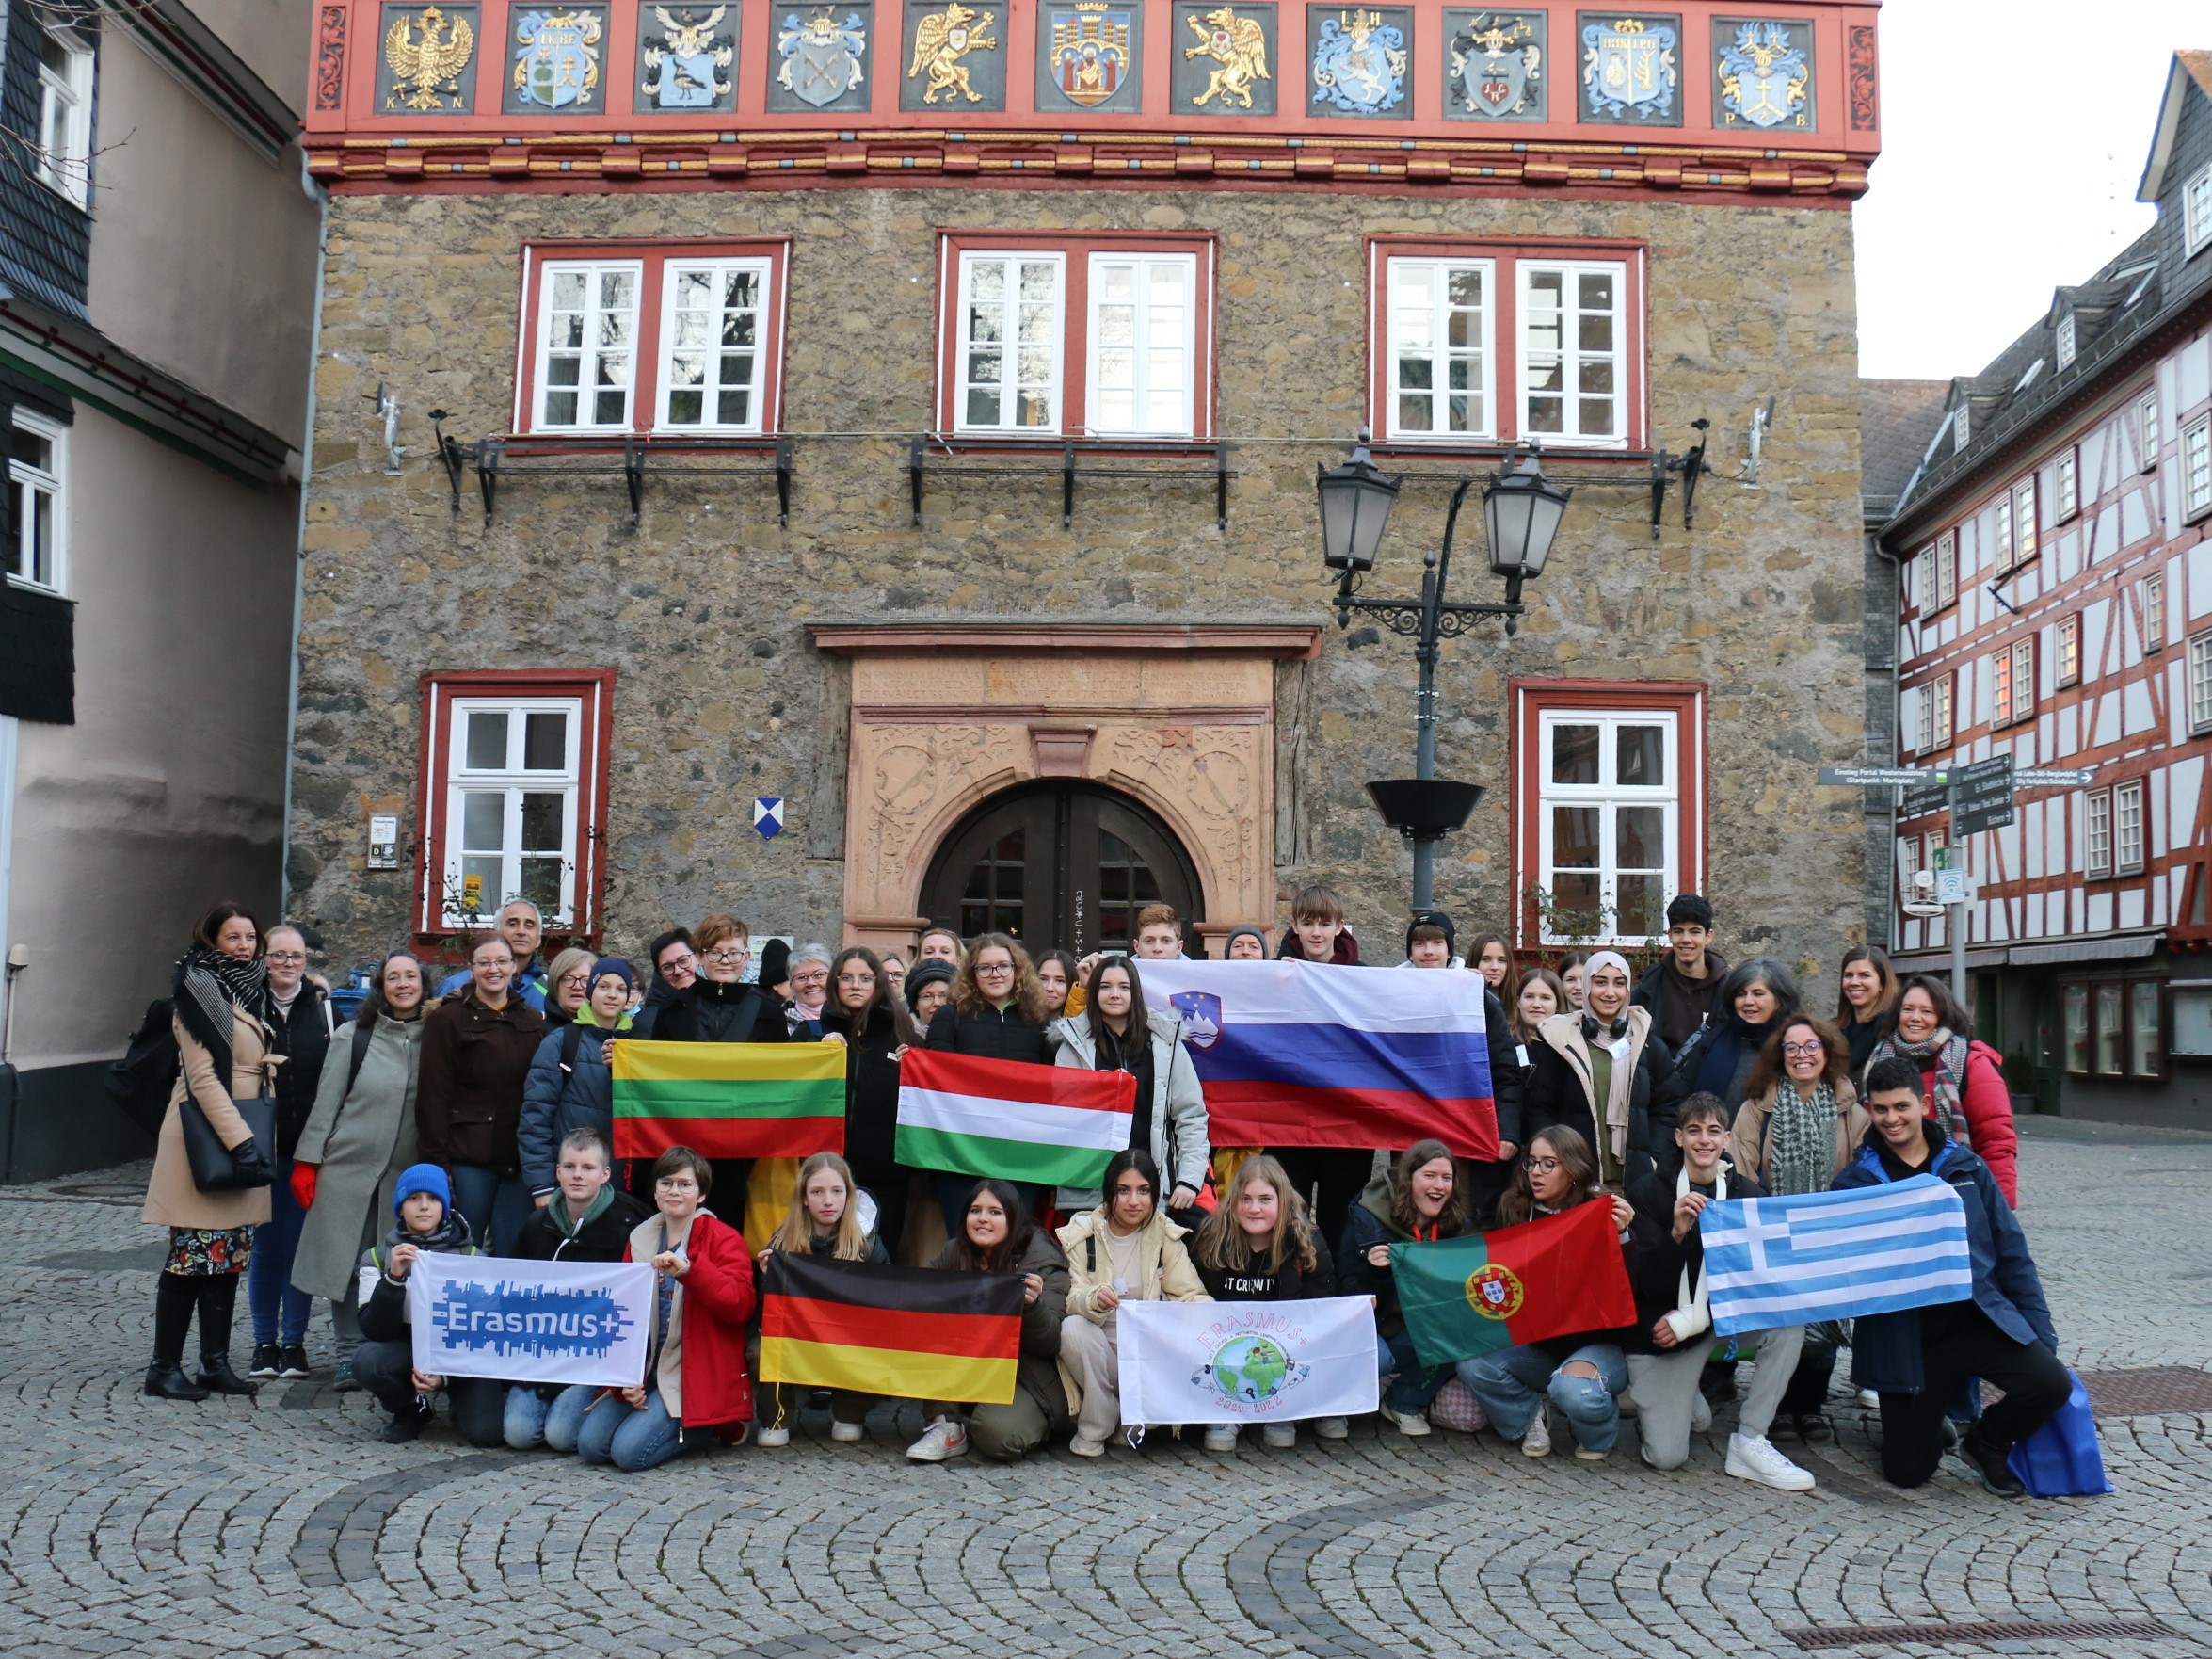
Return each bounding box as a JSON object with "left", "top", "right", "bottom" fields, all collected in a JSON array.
[
  {"left": 610, "top": 1040, "right": 845, "bottom": 1161},
  {"left": 895, "top": 1049, "right": 1135, "bottom": 1188},
  {"left": 1390, "top": 1201, "right": 1637, "bottom": 1369},
  {"left": 757, "top": 1251, "right": 1024, "bottom": 1405}
]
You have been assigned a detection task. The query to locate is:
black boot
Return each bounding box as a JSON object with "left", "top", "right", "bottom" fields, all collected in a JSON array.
[
  {"left": 381, "top": 1400, "right": 434, "bottom": 1442},
  {"left": 144, "top": 1362, "right": 209, "bottom": 1401},
  {"left": 194, "top": 1275, "right": 257, "bottom": 1395},
  {"left": 1958, "top": 1425, "right": 2028, "bottom": 1497},
  {"left": 196, "top": 1354, "right": 260, "bottom": 1396}
]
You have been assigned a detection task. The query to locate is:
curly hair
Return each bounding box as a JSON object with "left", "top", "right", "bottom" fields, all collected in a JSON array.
[
  {"left": 948, "top": 930, "right": 1052, "bottom": 1023},
  {"left": 1744, "top": 1011, "right": 1853, "bottom": 1100},
  {"left": 1497, "top": 1126, "right": 1600, "bottom": 1226}
]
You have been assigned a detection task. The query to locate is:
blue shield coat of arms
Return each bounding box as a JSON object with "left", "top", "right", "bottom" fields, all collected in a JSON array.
[
  {"left": 1168, "top": 991, "right": 1224, "bottom": 1050},
  {"left": 778, "top": 9, "right": 868, "bottom": 106},
  {"left": 1449, "top": 16, "right": 1540, "bottom": 117},
  {"left": 512, "top": 9, "right": 603, "bottom": 109},
  {"left": 1579, "top": 17, "right": 1675, "bottom": 120},
  {"left": 1310, "top": 10, "right": 1405, "bottom": 114},
  {"left": 1717, "top": 21, "right": 1807, "bottom": 129}
]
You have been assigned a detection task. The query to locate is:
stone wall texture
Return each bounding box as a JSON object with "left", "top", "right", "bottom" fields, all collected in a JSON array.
[{"left": 291, "top": 181, "right": 1870, "bottom": 988}]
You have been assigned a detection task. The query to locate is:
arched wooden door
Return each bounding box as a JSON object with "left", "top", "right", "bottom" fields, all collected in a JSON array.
[{"left": 921, "top": 782, "right": 1203, "bottom": 955}]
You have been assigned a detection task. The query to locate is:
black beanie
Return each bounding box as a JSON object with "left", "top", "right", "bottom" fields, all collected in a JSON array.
[{"left": 1405, "top": 909, "right": 1457, "bottom": 957}]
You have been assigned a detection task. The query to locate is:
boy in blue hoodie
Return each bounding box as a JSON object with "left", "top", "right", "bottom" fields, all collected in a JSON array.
[{"left": 351, "top": 1164, "right": 505, "bottom": 1446}]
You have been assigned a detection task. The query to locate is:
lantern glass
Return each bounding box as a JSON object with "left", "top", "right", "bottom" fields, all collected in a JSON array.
[
  {"left": 1317, "top": 449, "right": 1400, "bottom": 572},
  {"left": 1483, "top": 456, "right": 1570, "bottom": 579}
]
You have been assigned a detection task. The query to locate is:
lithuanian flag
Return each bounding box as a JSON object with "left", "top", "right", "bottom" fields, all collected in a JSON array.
[
  {"left": 610, "top": 1040, "right": 845, "bottom": 1161},
  {"left": 1390, "top": 1200, "right": 1637, "bottom": 1369},
  {"left": 758, "top": 1251, "right": 1023, "bottom": 1404}
]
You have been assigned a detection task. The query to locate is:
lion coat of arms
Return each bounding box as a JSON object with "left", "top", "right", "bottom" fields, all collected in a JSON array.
[
  {"left": 1182, "top": 5, "right": 1269, "bottom": 108},
  {"left": 906, "top": 2, "right": 997, "bottom": 104}
]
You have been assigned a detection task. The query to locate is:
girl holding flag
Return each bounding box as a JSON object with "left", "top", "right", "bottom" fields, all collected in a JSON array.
[
  {"left": 1338, "top": 1139, "right": 1469, "bottom": 1438},
  {"left": 755, "top": 1152, "right": 887, "bottom": 1446},
  {"left": 1190, "top": 1155, "right": 1341, "bottom": 1450},
  {"left": 1047, "top": 957, "right": 1210, "bottom": 1218}
]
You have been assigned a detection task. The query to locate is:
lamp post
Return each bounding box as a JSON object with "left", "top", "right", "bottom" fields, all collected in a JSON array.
[{"left": 1316, "top": 432, "right": 1571, "bottom": 910}]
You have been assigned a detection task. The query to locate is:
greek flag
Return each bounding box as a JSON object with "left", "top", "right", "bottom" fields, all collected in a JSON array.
[{"left": 1699, "top": 1175, "right": 1973, "bottom": 1337}]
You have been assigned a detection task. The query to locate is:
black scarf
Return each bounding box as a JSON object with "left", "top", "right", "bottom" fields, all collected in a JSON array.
[
  {"left": 172, "top": 946, "right": 274, "bottom": 1091},
  {"left": 383, "top": 1206, "right": 473, "bottom": 1255}
]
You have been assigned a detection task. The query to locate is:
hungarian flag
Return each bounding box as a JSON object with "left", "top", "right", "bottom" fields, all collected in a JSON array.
[
  {"left": 610, "top": 1040, "right": 845, "bottom": 1161},
  {"left": 757, "top": 1251, "right": 1024, "bottom": 1405},
  {"left": 1390, "top": 1201, "right": 1637, "bottom": 1369},
  {"left": 895, "top": 1049, "right": 1135, "bottom": 1188}
]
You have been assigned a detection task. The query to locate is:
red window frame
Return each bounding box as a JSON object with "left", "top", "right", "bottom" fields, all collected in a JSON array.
[
  {"left": 511, "top": 238, "right": 791, "bottom": 439},
  {"left": 414, "top": 668, "right": 616, "bottom": 946},
  {"left": 932, "top": 229, "right": 1218, "bottom": 441},
  {"left": 1508, "top": 678, "right": 1707, "bottom": 949},
  {"left": 1365, "top": 235, "right": 1649, "bottom": 455}
]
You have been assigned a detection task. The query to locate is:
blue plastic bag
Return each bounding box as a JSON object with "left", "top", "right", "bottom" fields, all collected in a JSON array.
[{"left": 2006, "top": 1369, "right": 2110, "bottom": 1497}]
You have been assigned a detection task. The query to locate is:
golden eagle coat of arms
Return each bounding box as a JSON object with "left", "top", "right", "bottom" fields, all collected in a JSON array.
[{"left": 384, "top": 4, "right": 476, "bottom": 109}]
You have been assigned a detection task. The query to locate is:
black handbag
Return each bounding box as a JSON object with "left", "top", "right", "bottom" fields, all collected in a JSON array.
[{"left": 179, "top": 1092, "right": 278, "bottom": 1191}]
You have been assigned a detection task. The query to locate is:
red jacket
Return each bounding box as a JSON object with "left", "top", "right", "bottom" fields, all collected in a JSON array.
[
  {"left": 624, "top": 1209, "right": 758, "bottom": 1431},
  {"left": 1917, "top": 1040, "right": 2019, "bottom": 1205}
]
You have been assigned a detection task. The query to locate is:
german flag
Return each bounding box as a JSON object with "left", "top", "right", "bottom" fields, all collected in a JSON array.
[
  {"left": 611, "top": 1040, "right": 845, "bottom": 1161},
  {"left": 757, "top": 1252, "right": 1024, "bottom": 1405}
]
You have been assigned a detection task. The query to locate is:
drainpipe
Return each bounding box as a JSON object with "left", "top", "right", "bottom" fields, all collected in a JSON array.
[
  {"left": 280, "top": 148, "right": 330, "bottom": 920},
  {"left": 1872, "top": 526, "right": 1902, "bottom": 952}
]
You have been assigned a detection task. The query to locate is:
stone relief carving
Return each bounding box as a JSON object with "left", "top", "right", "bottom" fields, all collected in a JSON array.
[
  {"left": 1101, "top": 723, "right": 1262, "bottom": 899},
  {"left": 860, "top": 723, "right": 1028, "bottom": 896}
]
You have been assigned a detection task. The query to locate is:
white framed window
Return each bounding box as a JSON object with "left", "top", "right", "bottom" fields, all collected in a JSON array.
[
  {"left": 1993, "top": 637, "right": 2033, "bottom": 727},
  {"left": 2189, "top": 631, "right": 2212, "bottom": 733},
  {"left": 6, "top": 412, "right": 64, "bottom": 594},
  {"left": 1385, "top": 258, "right": 1496, "bottom": 442},
  {"left": 1924, "top": 829, "right": 1946, "bottom": 876},
  {"left": 2140, "top": 391, "right": 2159, "bottom": 470},
  {"left": 2012, "top": 477, "right": 2038, "bottom": 567},
  {"left": 2057, "top": 613, "right": 2079, "bottom": 686},
  {"left": 2085, "top": 789, "right": 2111, "bottom": 878},
  {"left": 1932, "top": 672, "right": 1954, "bottom": 749},
  {"left": 2055, "top": 313, "right": 2076, "bottom": 368},
  {"left": 1935, "top": 530, "right": 1957, "bottom": 609},
  {"left": 1519, "top": 261, "right": 1627, "bottom": 445},
  {"left": 1086, "top": 252, "right": 1196, "bottom": 438},
  {"left": 2185, "top": 416, "right": 2212, "bottom": 519},
  {"left": 1535, "top": 710, "right": 1677, "bottom": 943},
  {"left": 2115, "top": 778, "right": 2145, "bottom": 876},
  {"left": 1994, "top": 488, "right": 2014, "bottom": 573},
  {"left": 2055, "top": 447, "right": 2078, "bottom": 519},
  {"left": 1953, "top": 405, "right": 1970, "bottom": 452},
  {"left": 441, "top": 698, "right": 583, "bottom": 926},
  {"left": 2188, "top": 164, "right": 2212, "bottom": 258},
  {"left": 955, "top": 250, "right": 1065, "bottom": 434},
  {"left": 1897, "top": 834, "right": 1920, "bottom": 896},
  {"left": 1913, "top": 543, "right": 1933, "bottom": 613},
  {"left": 2145, "top": 572, "right": 2166, "bottom": 652},
  {"left": 653, "top": 259, "right": 771, "bottom": 434},
  {"left": 35, "top": 26, "right": 93, "bottom": 208},
  {"left": 533, "top": 261, "right": 641, "bottom": 431}
]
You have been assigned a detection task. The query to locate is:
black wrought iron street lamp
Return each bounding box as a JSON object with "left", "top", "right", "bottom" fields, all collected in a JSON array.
[{"left": 1316, "top": 432, "right": 1572, "bottom": 910}]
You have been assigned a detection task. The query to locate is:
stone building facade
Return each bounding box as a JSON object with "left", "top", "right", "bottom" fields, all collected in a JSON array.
[{"left": 288, "top": 1, "right": 1882, "bottom": 980}]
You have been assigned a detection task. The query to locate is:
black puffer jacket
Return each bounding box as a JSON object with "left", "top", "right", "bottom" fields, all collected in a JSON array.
[
  {"left": 514, "top": 1188, "right": 650, "bottom": 1263},
  {"left": 824, "top": 999, "right": 910, "bottom": 1167},
  {"left": 925, "top": 1001, "right": 1050, "bottom": 1065},
  {"left": 654, "top": 977, "right": 791, "bottom": 1044},
  {"left": 267, "top": 985, "right": 335, "bottom": 1157}
]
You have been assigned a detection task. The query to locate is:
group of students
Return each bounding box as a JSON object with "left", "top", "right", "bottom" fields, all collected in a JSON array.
[{"left": 136, "top": 883, "right": 2068, "bottom": 1496}]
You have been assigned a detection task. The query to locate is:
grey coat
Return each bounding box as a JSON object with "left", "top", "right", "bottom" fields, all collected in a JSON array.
[
  {"left": 289, "top": 1015, "right": 426, "bottom": 1302},
  {"left": 1046, "top": 1008, "right": 1210, "bottom": 1208}
]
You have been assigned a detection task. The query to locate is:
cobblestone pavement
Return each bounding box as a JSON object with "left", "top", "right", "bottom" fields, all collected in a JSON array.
[{"left": 4, "top": 1119, "right": 2209, "bottom": 1659}]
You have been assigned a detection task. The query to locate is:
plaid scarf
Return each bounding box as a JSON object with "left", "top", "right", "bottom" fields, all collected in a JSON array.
[
  {"left": 1872, "top": 1025, "right": 1969, "bottom": 1142},
  {"left": 1766, "top": 1077, "right": 1836, "bottom": 1197},
  {"left": 171, "top": 946, "right": 274, "bottom": 1089}
]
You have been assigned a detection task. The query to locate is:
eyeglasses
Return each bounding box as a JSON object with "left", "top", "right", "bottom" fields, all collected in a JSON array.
[
  {"left": 559, "top": 973, "right": 591, "bottom": 989},
  {"left": 266, "top": 952, "right": 307, "bottom": 965},
  {"left": 704, "top": 947, "right": 749, "bottom": 963},
  {"left": 1525, "top": 1157, "right": 1562, "bottom": 1173},
  {"left": 1783, "top": 1040, "right": 1825, "bottom": 1057},
  {"left": 976, "top": 960, "right": 1016, "bottom": 975},
  {"left": 655, "top": 1177, "right": 700, "bottom": 1192},
  {"left": 836, "top": 974, "right": 874, "bottom": 988}
]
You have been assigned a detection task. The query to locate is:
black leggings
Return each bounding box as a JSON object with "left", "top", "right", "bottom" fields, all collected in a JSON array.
[
  {"left": 152, "top": 1271, "right": 240, "bottom": 1368},
  {"left": 1877, "top": 1306, "right": 2071, "bottom": 1488}
]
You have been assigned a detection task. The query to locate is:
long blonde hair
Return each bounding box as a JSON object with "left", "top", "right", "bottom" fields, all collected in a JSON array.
[
  {"left": 769, "top": 1152, "right": 871, "bottom": 1260},
  {"left": 1193, "top": 1153, "right": 1319, "bottom": 1275}
]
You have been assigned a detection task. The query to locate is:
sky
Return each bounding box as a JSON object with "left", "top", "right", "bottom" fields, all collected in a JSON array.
[{"left": 1854, "top": 0, "right": 2207, "bottom": 381}]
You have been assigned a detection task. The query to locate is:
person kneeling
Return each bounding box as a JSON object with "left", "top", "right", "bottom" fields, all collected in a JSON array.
[
  {"left": 1193, "top": 1154, "right": 1339, "bottom": 1450},
  {"left": 756, "top": 1152, "right": 888, "bottom": 1447},
  {"left": 1834, "top": 1058, "right": 2068, "bottom": 1497},
  {"left": 1338, "top": 1139, "right": 1469, "bottom": 1438},
  {"left": 1624, "top": 1094, "right": 1813, "bottom": 1490},
  {"left": 505, "top": 1129, "right": 649, "bottom": 1452},
  {"left": 351, "top": 1164, "right": 505, "bottom": 1446},
  {"left": 908, "top": 1179, "right": 1072, "bottom": 1463},
  {"left": 576, "top": 1146, "right": 758, "bottom": 1472}
]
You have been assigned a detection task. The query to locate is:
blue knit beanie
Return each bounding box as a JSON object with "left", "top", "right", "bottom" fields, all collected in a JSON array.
[
  {"left": 393, "top": 1162, "right": 451, "bottom": 1216},
  {"left": 591, "top": 956, "right": 634, "bottom": 992}
]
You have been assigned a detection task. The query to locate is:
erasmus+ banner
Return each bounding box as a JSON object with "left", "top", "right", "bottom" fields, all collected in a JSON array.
[
  {"left": 406, "top": 1252, "right": 655, "bottom": 1387},
  {"left": 1115, "top": 1297, "right": 1379, "bottom": 1426}
]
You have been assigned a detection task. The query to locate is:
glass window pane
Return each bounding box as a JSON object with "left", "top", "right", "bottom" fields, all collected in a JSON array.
[
  {"left": 1616, "top": 874, "right": 1663, "bottom": 939},
  {"left": 520, "top": 792, "right": 565, "bottom": 853},
  {"left": 1552, "top": 806, "right": 1600, "bottom": 868},
  {"left": 1579, "top": 272, "right": 1613, "bottom": 310},
  {"left": 965, "top": 863, "right": 992, "bottom": 901},
  {"left": 523, "top": 711, "right": 567, "bottom": 770},
  {"left": 1616, "top": 806, "right": 1665, "bottom": 868},
  {"left": 2063, "top": 984, "right": 2089, "bottom": 1071},
  {"left": 464, "top": 712, "right": 508, "bottom": 770},
  {"left": 718, "top": 390, "right": 751, "bottom": 425},
  {"left": 552, "top": 271, "right": 585, "bottom": 307},
  {"left": 459, "top": 856, "right": 502, "bottom": 916},
  {"left": 1551, "top": 725, "right": 1599, "bottom": 784},
  {"left": 1617, "top": 726, "right": 1665, "bottom": 786},
  {"left": 1552, "top": 872, "right": 1600, "bottom": 915},
  {"left": 2131, "top": 983, "right": 2161, "bottom": 1075},
  {"left": 519, "top": 857, "right": 564, "bottom": 913},
  {"left": 2095, "top": 984, "right": 2125, "bottom": 1074},
  {"left": 461, "top": 791, "right": 505, "bottom": 850}
]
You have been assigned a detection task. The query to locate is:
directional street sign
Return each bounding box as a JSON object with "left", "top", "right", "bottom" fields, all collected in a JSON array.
[
  {"left": 1818, "top": 765, "right": 1936, "bottom": 787},
  {"left": 2014, "top": 767, "right": 2094, "bottom": 787},
  {"left": 1902, "top": 769, "right": 1955, "bottom": 819},
  {"left": 1953, "top": 755, "right": 2016, "bottom": 836}
]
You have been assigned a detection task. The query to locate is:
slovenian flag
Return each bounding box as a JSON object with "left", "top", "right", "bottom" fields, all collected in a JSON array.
[
  {"left": 757, "top": 1251, "right": 1024, "bottom": 1404},
  {"left": 1390, "top": 1202, "right": 1637, "bottom": 1368},
  {"left": 1140, "top": 960, "right": 1497, "bottom": 1157},
  {"left": 610, "top": 1040, "right": 846, "bottom": 1161},
  {"left": 895, "top": 1049, "right": 1136, "bottom": 1188}
]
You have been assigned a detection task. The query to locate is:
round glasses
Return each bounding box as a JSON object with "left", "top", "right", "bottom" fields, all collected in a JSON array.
[{"left": 1783, "top": 1040, "right": 1825, "bottom": 1057}]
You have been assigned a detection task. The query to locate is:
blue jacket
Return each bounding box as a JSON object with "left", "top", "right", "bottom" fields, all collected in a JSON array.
[
  {"left": 1830, "top": 1123, "right": 2057, "bottom": 1394},
  {"left": 518, "top": 1019, "right": 619, "bottom": 1195}
]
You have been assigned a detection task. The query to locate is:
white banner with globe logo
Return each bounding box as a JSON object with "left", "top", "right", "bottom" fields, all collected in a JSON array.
[{"left": 1115, "top": 1297, "right": 1380, "bottom": 1425}]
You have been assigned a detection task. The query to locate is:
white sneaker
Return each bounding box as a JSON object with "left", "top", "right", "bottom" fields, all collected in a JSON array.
[
  {"left": 1691, "top": 1391, "right": 1713, "bottom": 1431},
  {"left": 1383, "top": 1407, "right": 1432, "bottom": 1438},
  {"left": 830, "top": 1420, "right": 864, "bottom": 1443},
  {"left": 1573, "top": 1442, "right": 1608, "bottom": 1462},
  {"left": 755, "top": 1425, "right": 792, "bottom": 1448},
  {"left": 1262, "top": 1423, "right": 1296, "bottom": 1449},
  {"left": 1203, "top": 1425, "right": 1238, "bottom": 1452},
  {"left": 1068, "top": 1434, "right": 1107, "bottom": 1458},
  {"left": 1726, "top": 1432, "right": 1816, "bottom": 1491},
  {"left": 1521, "top": 1409, "right": 1552, "bottom": 1458},
  {"left": 904, "top": 1417, "right": 968, "bottom": 1462},
  {"left": 1311, "top": 1415, "right": 1350, "bottom": 1441},
  {"left": 1858, "top": 1388, "right": 1880, "bottom": 1409}
]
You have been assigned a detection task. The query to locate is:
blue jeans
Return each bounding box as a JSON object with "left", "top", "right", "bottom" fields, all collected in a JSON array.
[
  {"left": 576, "top": 1389, "right": 697, "bottom": 1472},
  {"left": 248, "top": 1155, "right": 313, "bottom": 1345},
  {"left": 505, "top": 1382, "right": 598, "bottom": 1451},
  {"left": 1457, "top": 1342, "right": 1629, "bottom": 1453},
  {"left": 448, "top": 1164, "right": 531, "bottom": 1256},
  {"left": 1377, "top": 1328, "right": 1451, "bottom": 1413}
]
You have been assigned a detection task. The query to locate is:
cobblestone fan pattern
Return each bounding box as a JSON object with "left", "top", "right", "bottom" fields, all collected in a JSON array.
[{"left": 4, "top": 1125, "right": 2207, "bottom": 1659}]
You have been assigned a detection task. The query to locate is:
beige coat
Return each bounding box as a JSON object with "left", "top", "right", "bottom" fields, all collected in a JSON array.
[
  {"left": 1730, "top": 1076, "right": 1868, "bottom": 1190},
  {"left": 1054, "top": 1204, "right": 1210, "bottom": 1413},
  {"left": 140, "top": 1007, "right": 278, "bottom": 1232}
]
